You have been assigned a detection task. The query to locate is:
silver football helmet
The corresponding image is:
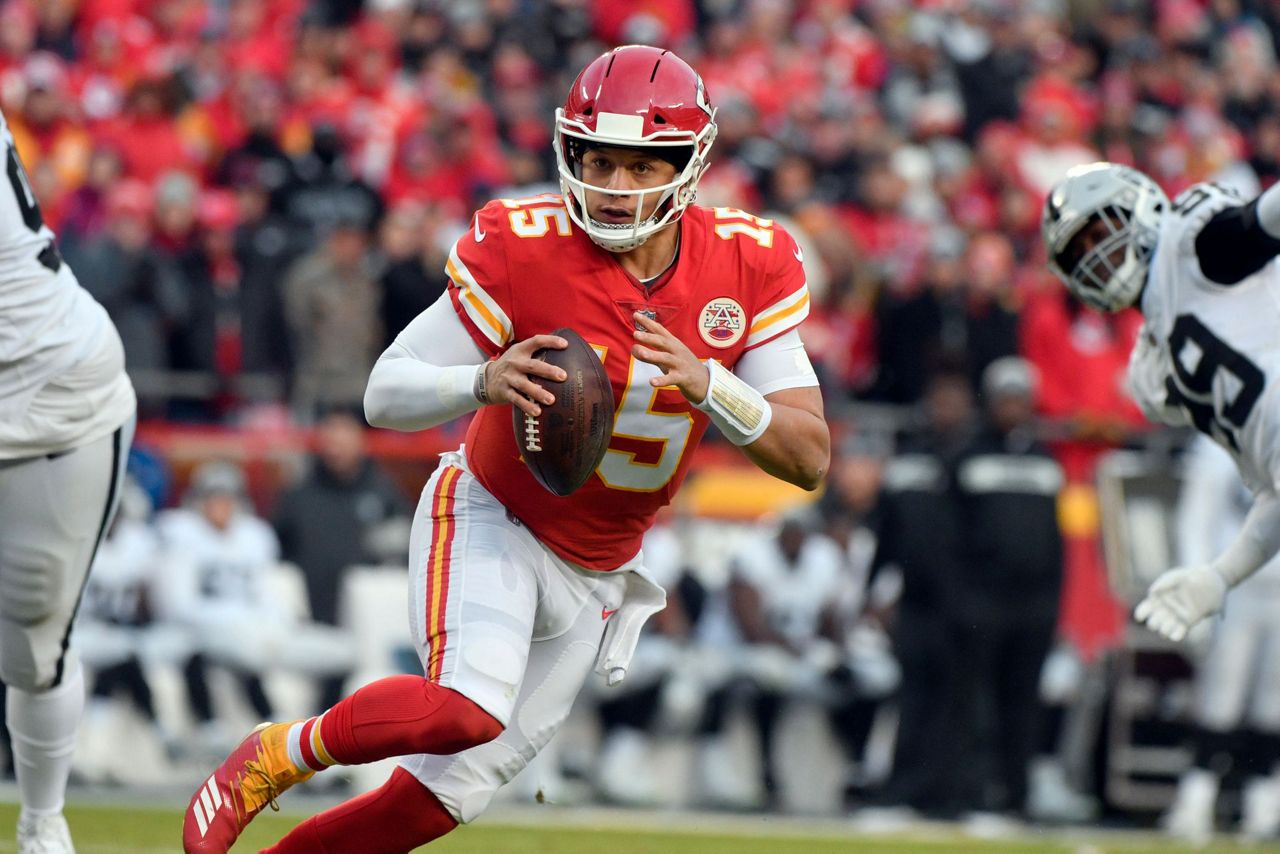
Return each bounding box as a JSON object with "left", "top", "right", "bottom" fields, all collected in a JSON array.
[{"left": 1041, "top": 162, "right": 1168, "bottom": 312}]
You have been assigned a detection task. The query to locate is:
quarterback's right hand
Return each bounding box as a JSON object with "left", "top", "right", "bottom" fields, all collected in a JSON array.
[
  {"left": 1134, "top": 565, "right": 1228, "bottom": 642},
  {"left": 482, "top": 334, "right": 567, "bottom": 417}
]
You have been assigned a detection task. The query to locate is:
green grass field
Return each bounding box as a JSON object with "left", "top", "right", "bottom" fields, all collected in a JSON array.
[{"left": 5, "top": 801, "right": 1279, "bottom": 854}]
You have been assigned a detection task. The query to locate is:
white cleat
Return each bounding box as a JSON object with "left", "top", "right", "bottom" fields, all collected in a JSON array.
[
  {"left": 1162, "top": 768, "right": 1216, "bottom": 845},
  {"left": 1241, "top": 775, "right": 1280, "bottom": 841},
  {"left": 17, "top": 812, "right": 75, "bottom": 854}
]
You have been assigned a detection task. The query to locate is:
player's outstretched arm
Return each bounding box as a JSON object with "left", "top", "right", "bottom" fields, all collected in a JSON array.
[
  {"left": 365, "top": 296, "right": 491, "bottom": 431},
  {"left": 1135, "top": 490, "right": 1280, "bottom": 640},
  {"left": 365, "top": 295, "right": 568, "bottom": 430},
  {"left": 632, "top": 312, "right": 829, "bottom": 491}
]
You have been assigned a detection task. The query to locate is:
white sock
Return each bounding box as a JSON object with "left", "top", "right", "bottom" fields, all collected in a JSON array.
[{"left": 8, "top": 658, "right": 85, "bottom": 818}]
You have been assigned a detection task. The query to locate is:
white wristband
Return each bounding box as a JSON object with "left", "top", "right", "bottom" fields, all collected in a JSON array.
[{"left": 695, "top": 359, "right": 773, "bottom": 446}]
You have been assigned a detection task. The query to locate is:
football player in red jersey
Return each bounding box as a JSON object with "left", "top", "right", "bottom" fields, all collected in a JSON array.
[{"left": 183, "top": 45, "right": 829, "bottom": 854}]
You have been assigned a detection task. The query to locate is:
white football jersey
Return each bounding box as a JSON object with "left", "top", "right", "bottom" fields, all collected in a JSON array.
[
  {"left": 1129, "top": 181, "right": 1280, "bottom": 494},
  {"left": 154, "top": 508, "right": 282, "bottom": 625},
  {"left": 731, "top": 530, "right": 844, "bottom": 646},
  {"left": 0, "top": 108, "right": 134, "bottom": 459},
  {"left": 80, "top": 518, "right": 162, "bottom": 625}
]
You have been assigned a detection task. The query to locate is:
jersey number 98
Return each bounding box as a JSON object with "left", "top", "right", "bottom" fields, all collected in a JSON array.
[{"left": 1165, "top": 314, "right": 1263, "bottom": 451}]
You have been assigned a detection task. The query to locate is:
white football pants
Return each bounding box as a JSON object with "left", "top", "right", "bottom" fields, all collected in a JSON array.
[
  {"left": 398, "top": 449, "right": 652, "bottom": 823},
  {"left": 0, "top": 417, "right": 133, "bottom": 691}
]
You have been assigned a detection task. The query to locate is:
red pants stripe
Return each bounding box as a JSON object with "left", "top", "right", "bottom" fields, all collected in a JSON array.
[{"left": 426, "top": 466, "right": 461, "bottom": 683}]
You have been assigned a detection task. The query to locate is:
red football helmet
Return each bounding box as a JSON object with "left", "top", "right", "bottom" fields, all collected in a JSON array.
[{"left": 554, "top": 45, "right": 717, "bottom": 252}]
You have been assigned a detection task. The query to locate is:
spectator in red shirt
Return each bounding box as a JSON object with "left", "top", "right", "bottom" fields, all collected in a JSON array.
[{"left": 102, "top": 76, "right": 202, "bottom": 182}]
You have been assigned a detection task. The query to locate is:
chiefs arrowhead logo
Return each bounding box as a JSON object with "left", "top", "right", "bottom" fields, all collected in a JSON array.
[{"left": 698, "top": 297, "right": 745, "bottom": 348}]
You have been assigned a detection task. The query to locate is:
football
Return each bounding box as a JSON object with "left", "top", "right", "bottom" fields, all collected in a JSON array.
[{"left": 513, "top": 328, "right": 615, "bottom": 496}]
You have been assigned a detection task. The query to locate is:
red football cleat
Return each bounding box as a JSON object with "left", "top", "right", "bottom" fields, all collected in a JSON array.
[{"left": 183, "top": 722, "right": 314, "bottom": 853}]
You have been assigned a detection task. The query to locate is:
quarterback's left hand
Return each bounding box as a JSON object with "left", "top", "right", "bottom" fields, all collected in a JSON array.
[
  {"left": 1134, "top": 565, "right": 1228, "bottom": 641},
  {"left": 632, "top": 312, "right": 709, "bottom": 403}
]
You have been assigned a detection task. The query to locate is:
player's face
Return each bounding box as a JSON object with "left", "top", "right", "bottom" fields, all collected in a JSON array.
[
  {"left": 202, "top": 493, "right": 236, "bottom": 530},
  {"left": 1060, "top": 215, "right": 1123, "bottom": 281},
  {"left": 579, "top": 147, "right": 678, "bottom": 225},
  {"left": 991, "top": 394, "right": 1034, "bottom": 433}
]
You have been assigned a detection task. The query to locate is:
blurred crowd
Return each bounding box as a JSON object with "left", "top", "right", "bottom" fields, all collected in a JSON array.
[{"left": 4, "top": 0, "right": 1276, "bottom": 424}]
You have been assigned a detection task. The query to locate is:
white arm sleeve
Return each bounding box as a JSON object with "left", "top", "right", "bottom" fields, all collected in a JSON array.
[
  {"left": 1211, "top": 489, "right": 1280, "bottom": 587},
  {"left": 736, "top": 329, "right": 819, "bottom": 396},
  {"left": 1175, "top": 438, "right": 1237, "bottom": 567},
  {"left": 363, "top": 293, "right": 490, "bottom": 431}
]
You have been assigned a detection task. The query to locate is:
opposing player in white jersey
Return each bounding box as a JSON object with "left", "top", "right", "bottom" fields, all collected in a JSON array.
[
  {"left": 1163, "top": 435, "right": 1280, "bottom": 842},
  {"left": 0, "top": 108, "right": 135, "bottom": 853},
  {"left": 1042, "top": 162, "right": 1280, "bottom": 642}
]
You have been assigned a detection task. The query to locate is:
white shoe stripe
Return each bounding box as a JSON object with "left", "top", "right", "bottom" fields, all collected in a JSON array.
[
  {"left": 199, "top": 786, "right": 216, "bottom": 828},
  {"left": 194, "top": 799, "right": 208, "bottom": 837},
  {"left": 207, "top": 775, "right": 224, "bottom": 810}
]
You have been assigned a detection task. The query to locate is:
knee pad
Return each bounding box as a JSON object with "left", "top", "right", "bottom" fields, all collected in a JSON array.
[
  {"left": 451, "top": 634, "right": 526, "bottom": 727},
  {"left": 0, "top": 541, "right": 65, "bottom": 626},
  {"left": 0, "top": 626, "right": 74, "bottom": 692}
]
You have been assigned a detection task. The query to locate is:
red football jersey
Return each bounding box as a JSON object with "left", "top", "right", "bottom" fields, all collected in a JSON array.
[{"left": 447, "top": 194, "right": 809, "bottom": 570}]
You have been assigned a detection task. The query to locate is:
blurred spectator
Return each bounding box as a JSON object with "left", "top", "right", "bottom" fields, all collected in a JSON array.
[
  {"left": 1021, "top": 284, "right": 1146, "bottom": 471},
  {"left": 870, "top": 230, "right": 1019, "bottom": 405},
  {"left": 156, "top": 462, "right": 282, "bottom": 742},
  {"left": 957, "top": 231, "right": 1022, "bottom": 389},
  {"left": 282, "top": 209, "right": 384, "bottom": 417},
  {"left": 151, "top": 170, "right": 201, "bottom": 256},
  {"left": 75, "top": 479, "right": 181, "bottom": 756},
  {"left": 869, "top": 365, "right": 974, "bottom": 817},
  {"left": 282, "top": 124, "right": 383, "bottom": 248},
  {"left": 870, "top": 229, "right": 967, "bottom": 405},
  {"left": 170, "top": 189, "right": 246, "bottom": 419},
  {"left": 273, "top": 407, "right": 409, "bottom": 709},
  {"left": 155, "top": 462, "right": 354, "bottom": 744},
  {"left": 953, "top": 357, "right": 1064, "bottom": 817},
  {"left": 818, "top": 435, "right": 902, "bottom": 802},
  {"left": 213, "top": 76, "right": 298, "bottom": 205},
  {"left": 57, "top": 145, "right": 124, "bottom": 258},
  {"left": 101, "top": 76, "right": 204, "bottom": 184},
  {"left": 882, "top": 14, "right": 963, "bottom": 138},
  {"left": 7, "top": 53, "right": 90, "bottom": 213},
  {"left": 227, "top": 159, "right": 298, "bottom": 384},
  {"left": 590, "top": 522, "right": 699, "bottom": 807},
  {"left": 945, "top": 5, "right": 1034, "bottom": 139},
  {"left": 32, "top": 1, "right": 76, "bottom": 62},
  {"left": 695, "top": 516, "right": 849, "bottom": 811},
  {"left": 1162, "top": 436, "right": 1280, "bottom": 843},
  {"left": 840, "top": 157, "right": 928, "bottom": 292},
  {"left": 62, "top": 179, "right": 188, "bottom": 375},
  {"left": 376, "top": 200, "right": 449, "bottom": 344}
]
